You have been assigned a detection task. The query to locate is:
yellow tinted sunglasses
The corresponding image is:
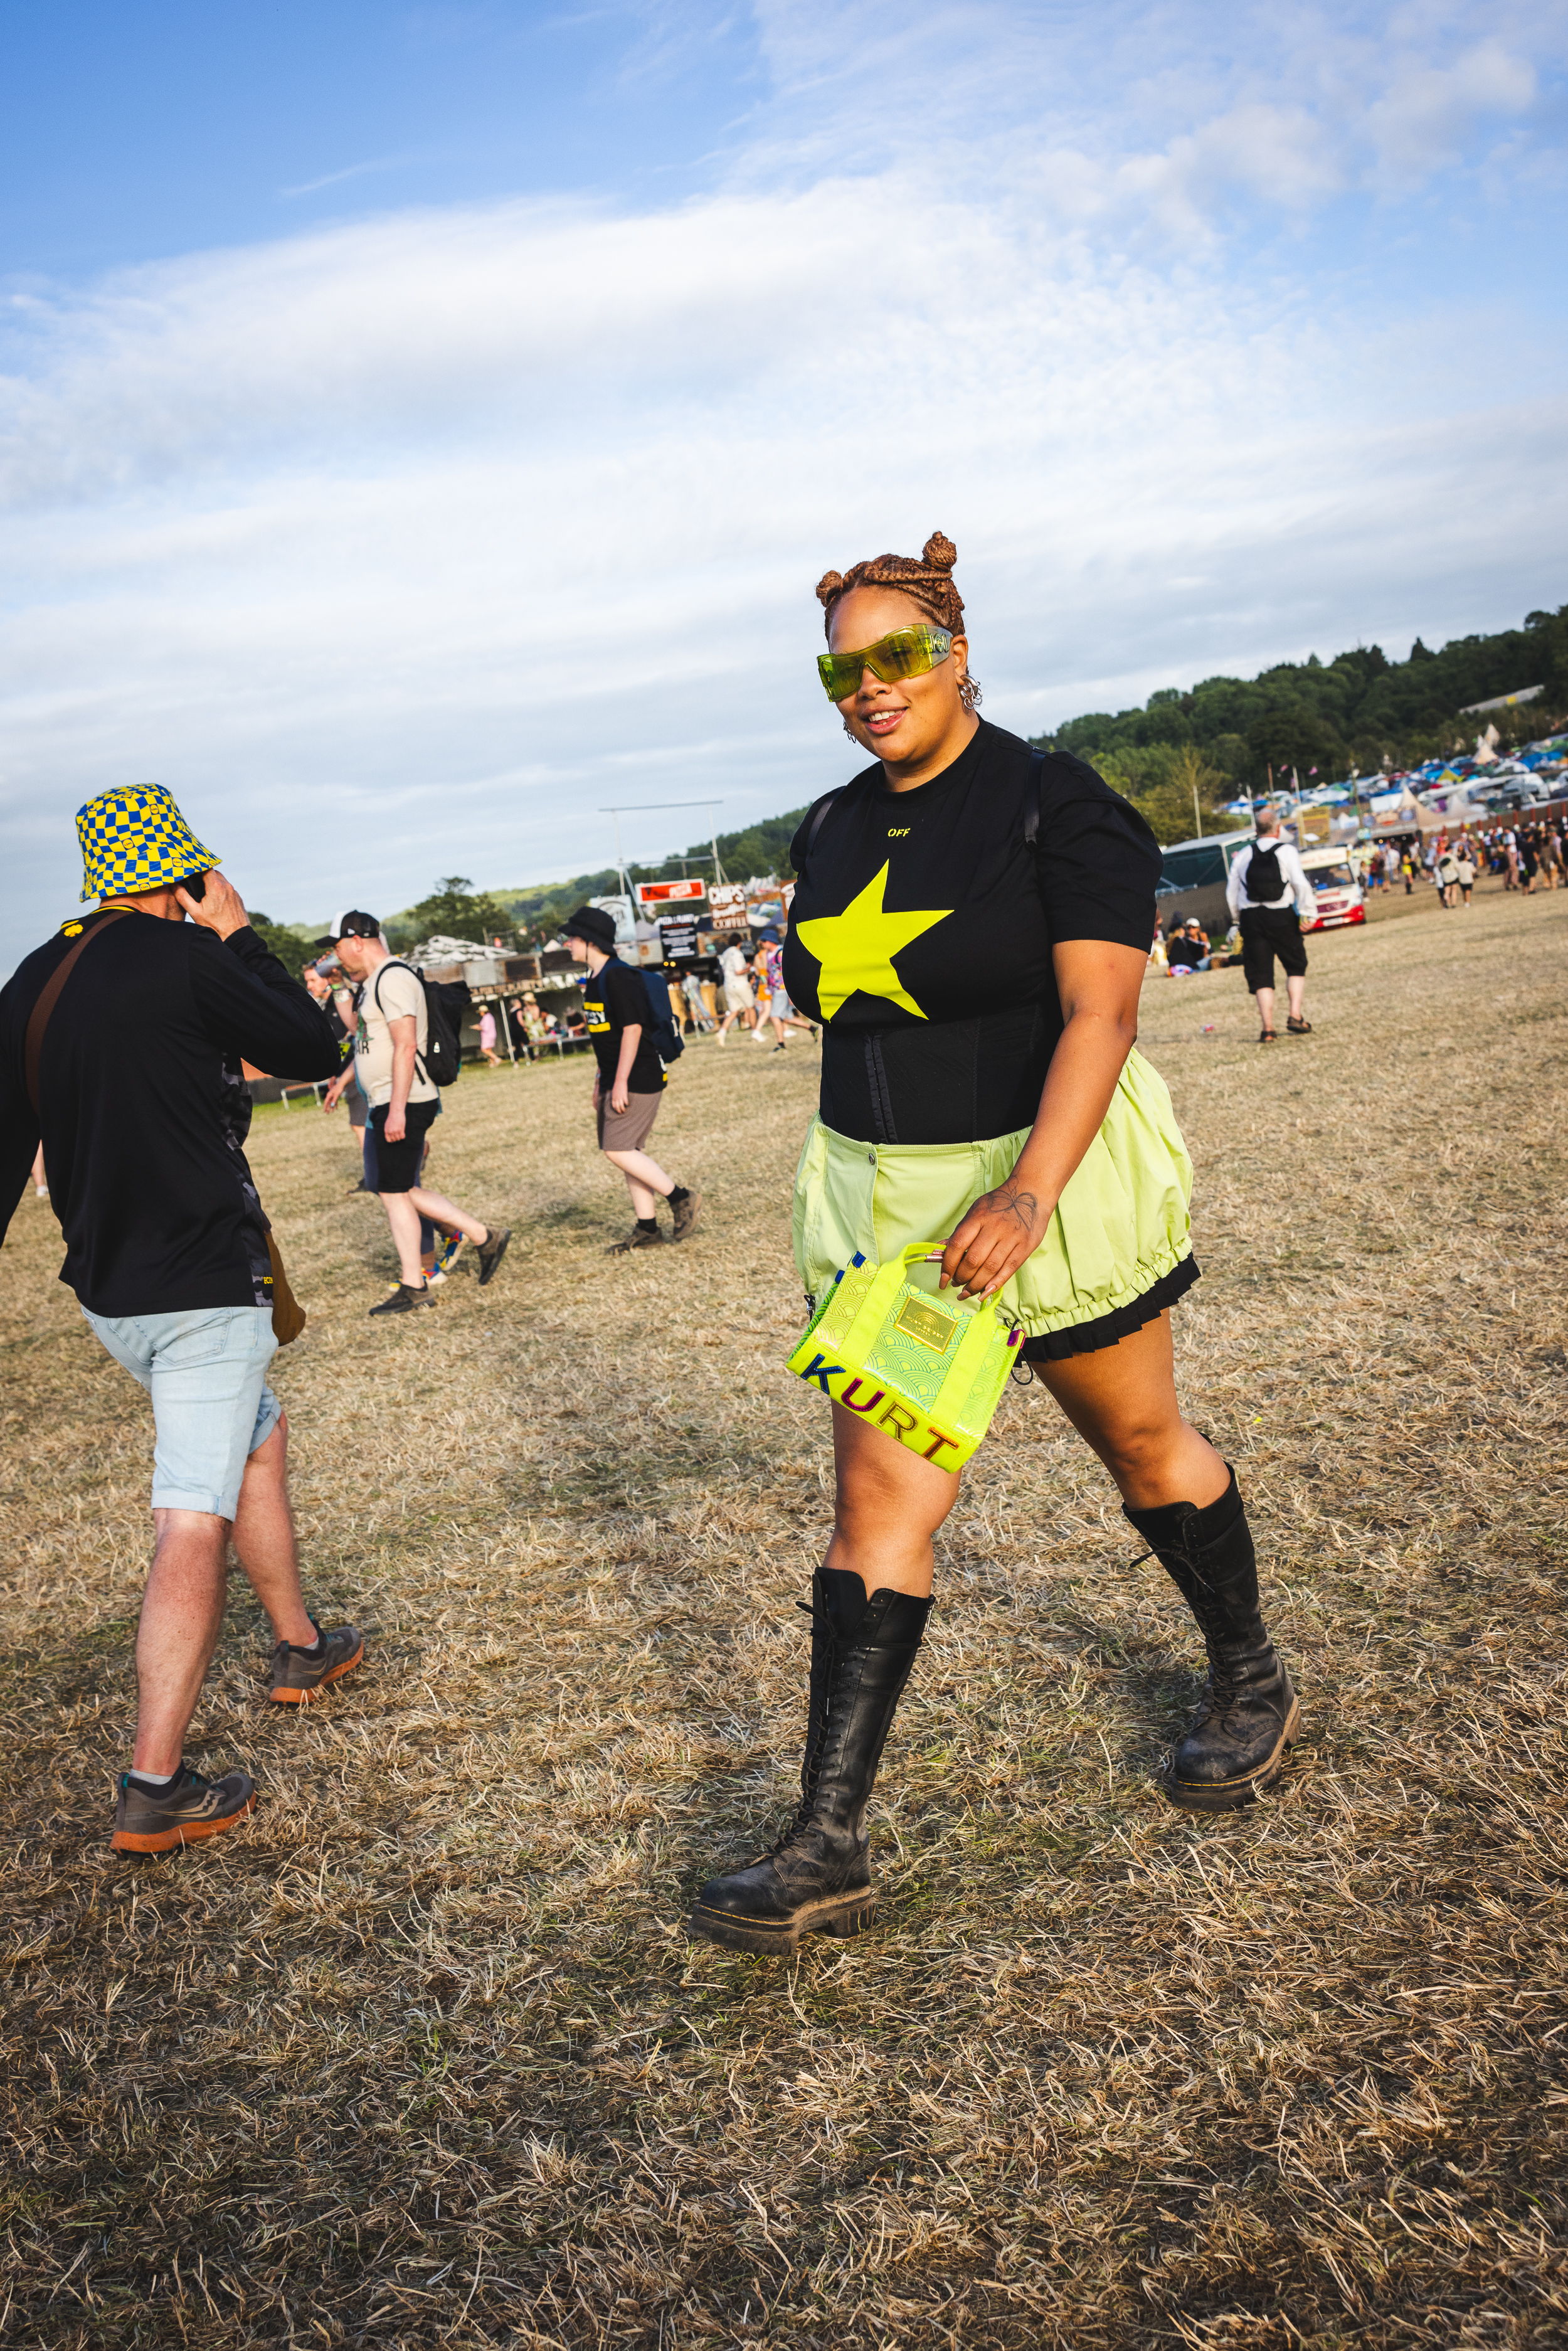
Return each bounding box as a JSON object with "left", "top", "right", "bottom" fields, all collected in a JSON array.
[{"left": 818, "top": 624, "right": 953, "bottom": 702}]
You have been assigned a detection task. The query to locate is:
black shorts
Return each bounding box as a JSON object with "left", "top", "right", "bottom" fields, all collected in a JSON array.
[
  {"left": 1239, "top": 906, "right": 1308, "bottom": 992},
  {"left": 368, "top": 1098, "right": 438, "bottom": 1192}
]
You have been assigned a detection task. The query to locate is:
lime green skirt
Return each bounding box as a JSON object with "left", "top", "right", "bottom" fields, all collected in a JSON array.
[{"left": 792, "top": 1046, "right": 1194, "bottom": 1351}]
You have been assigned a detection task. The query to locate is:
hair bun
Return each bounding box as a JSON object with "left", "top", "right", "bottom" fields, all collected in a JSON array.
[
  {"left": 815, "top": 570, "right": 845, "bottom": 608},
  {"left": 921, "top": 531, "right": 957, "bottom": 573}
]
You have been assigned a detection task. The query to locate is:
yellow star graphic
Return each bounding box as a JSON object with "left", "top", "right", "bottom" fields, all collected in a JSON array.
[{"left": 793, "top": 862, "right": 953, "bottom": 1022}]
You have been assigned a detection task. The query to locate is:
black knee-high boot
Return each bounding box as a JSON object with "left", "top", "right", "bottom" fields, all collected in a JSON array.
[
  {"left": 687, "top": 1569, "right": 931, "bottom": 1954},
  {"left": 1124, "top": 1469, "right": 1299, "bottom": 1813}
]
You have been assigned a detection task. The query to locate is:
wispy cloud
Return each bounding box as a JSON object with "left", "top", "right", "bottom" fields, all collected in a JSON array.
[
  {"left": 0, "top": 0, "right": 1564, "bottom": 952},
  {"left": 280, "top": 157, "right": 410, "bottom": 199}
]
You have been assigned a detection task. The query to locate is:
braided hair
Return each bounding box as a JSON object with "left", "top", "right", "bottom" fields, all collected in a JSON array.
[{"left": 815, "top": 530, "right": 980, "bottom": 711}]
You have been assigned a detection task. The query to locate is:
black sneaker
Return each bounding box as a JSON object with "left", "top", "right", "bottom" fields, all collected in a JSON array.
[
  {"left": 475, "top": 1227, "right": 511, "bottom": 1286},
  {"left": 369, "top": 1281, "right": 433, "bottom": 1315},
  {"left": 268, "top": 1618, "right": 365, "bottom": 1705},
  {"left": 111, "top": 1763, "right": 255, "bottom": 1854},
  {"left": 669, "top": 1186, "right": 702, "bottom": 1242},
  {"left": 607, "top": 1222, "right": 664, "bottom": 1254}
]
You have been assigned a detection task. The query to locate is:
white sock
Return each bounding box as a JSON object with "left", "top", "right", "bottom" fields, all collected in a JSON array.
[{"left": 128, "top": 1765, "right": 181, "bottom": 1791}]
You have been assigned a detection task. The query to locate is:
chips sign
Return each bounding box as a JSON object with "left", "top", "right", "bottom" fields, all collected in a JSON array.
[
  {"left": 708, "top": 884, "right": 748, "bottom": 931},
  {"left": 636, "top": 878, "right": 705, "bottom": 906}
]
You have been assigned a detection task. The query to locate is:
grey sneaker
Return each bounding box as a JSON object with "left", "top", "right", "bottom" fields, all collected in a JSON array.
[
  {"left": 268, "top": 1620, "right": 365, "bottom": 1705},
  {"left": 669, "top": 1186, "right": 702, "bottom": 1241},
  {"left": 111, "top": 1763, "right": 256, "bottom": 1854}
]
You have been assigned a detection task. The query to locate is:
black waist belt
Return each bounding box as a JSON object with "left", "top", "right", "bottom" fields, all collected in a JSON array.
[{"left": 818, "top": 1004, "right": 1055, "bottom": 1147}]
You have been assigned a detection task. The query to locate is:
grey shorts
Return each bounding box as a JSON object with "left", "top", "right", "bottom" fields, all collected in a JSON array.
[{"left": 597, "top": 1090, "right": 664, "bottom": 1152}]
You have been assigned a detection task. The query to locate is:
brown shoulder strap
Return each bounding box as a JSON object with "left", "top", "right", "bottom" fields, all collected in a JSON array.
[{"left": 24, "top": 910, "right": 130, "bottom": 1113}]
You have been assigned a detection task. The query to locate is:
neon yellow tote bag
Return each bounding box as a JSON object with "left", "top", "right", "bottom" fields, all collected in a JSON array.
[{"left": 786, "top": 1245, "right": 1024, "bottom": 1472}]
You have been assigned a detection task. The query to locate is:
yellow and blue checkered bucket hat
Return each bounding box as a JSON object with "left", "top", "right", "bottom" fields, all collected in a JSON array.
[{"left": 75, "top": 784, "right": 218, "bottom": 903}]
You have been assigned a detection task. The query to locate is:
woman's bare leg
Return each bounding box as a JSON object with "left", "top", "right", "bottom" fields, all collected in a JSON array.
[
  {"left": 1036, "top": 1311, "right": 1227, "bottom": 1509},
  {"left": 825, "top": 1402, "right": 963, "bottom": 1598}
]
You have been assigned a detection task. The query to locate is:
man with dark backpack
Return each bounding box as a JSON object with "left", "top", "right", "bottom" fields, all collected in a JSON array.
[
  {"left": 329, "top": 912, "right": 510, "bottom": 1313},
  {"left": 1225, "top": 810, "right": 1316, "bottom": 1043},
  {"left": 562, "top": 905, "right": 701, "bottom": 1253}
]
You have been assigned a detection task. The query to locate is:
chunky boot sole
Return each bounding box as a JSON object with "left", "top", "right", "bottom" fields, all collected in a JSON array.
[
  {"left": 268, "top": 1640, "right": 364, "bottom": 1703},
  {"left": 1162, "top": 1694, "right": 1301, "bottom": 1813},
  {"left": 685, "top": 1889, "right": 877, "bottom": 1955},
  {"left": 111, "top": 1793, "right": 256, "bottom": 1853}
]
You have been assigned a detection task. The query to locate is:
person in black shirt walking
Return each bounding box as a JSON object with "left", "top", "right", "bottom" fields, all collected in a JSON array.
[
  {"left": 562, "top": 906, "right": 701, "bottom": 1251},
  {"left": 687, "top": 535, "right": 1298, "bottom": 1955},
  {"left": 0, "top": 787, "right": 366, "bottom": 1854}
]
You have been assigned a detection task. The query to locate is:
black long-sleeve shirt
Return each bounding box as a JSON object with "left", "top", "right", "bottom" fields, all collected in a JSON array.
[{"left": 0, "top": 912, "right": 341, "bottom": 1315}]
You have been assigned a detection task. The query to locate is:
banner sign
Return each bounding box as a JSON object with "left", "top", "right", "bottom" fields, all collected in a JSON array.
[
  {"left": 658, "top": 917, "right": 701, "bottom": 960},
  {"left": 637, "top": 878, "right": 705, "bottom": 906}
]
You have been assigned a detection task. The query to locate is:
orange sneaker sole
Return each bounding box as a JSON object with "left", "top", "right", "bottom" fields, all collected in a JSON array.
[
  {"left": 111, "top": 1793, "right": 256, "bottom": 1854},
  {"left": 267, "top": 1641, "right": 365, "bottom": 1704}
]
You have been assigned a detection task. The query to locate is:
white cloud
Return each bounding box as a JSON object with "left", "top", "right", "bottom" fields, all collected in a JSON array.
[{"left": 0, "top": 0, "right": 1564, "bottom": 955}]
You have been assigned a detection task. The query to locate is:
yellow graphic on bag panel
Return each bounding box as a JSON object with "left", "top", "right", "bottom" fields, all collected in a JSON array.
[
  {"left": 954, "top": 1341, "right": 1020, "bottom": 1437},
  {"left": 866, "top": 1295, "right": 965, "bottom": 1411},
  {"left": 792, "top": 863, "right": 951, "bottom": 1022}
]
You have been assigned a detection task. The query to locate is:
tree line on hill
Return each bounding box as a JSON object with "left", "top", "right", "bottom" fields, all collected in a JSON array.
[
  {"left": 255, "top": 597, "right": 1565, "bottom": 957},
  {"left": 1045, "top": 599, "right": 1567, "bottom": 842}
]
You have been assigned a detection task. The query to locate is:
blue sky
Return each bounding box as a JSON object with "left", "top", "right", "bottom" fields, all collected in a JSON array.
[{"left": 2, "top": 1, "right": 1565, "bottom": 956}]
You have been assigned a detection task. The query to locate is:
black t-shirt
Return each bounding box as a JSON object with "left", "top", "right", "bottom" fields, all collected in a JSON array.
[
  {"left": 783, "top": 718, "right": 1158, "bottom": 1145},
  {"left": 0, "top": 912, "right": 341, "bottom": 1314},
  {"left": 581, "top": 955, "right": 667, "bottom": 1092}
]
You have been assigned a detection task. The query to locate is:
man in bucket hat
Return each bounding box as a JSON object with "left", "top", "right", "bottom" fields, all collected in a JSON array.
[{"left": 0, "top": 785, "right": 363, "bottom": 1854}]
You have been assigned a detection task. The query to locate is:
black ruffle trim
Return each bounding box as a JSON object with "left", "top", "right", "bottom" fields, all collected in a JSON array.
[{"left": 1018, "top": 1253, "right": 1200, "bottom": 1362}]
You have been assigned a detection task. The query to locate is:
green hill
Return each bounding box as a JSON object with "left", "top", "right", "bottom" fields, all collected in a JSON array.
[{"left": 353, "top": 595, "right": 1565, "bottom": 948}]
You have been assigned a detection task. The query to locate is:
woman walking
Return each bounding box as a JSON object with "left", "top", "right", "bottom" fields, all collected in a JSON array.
[
  {"left": 687, "top": 533, "right": 1298, "bottom": 1955},
  {"left": 714, "top": 935, "right": 757, "bottom": 1044}
]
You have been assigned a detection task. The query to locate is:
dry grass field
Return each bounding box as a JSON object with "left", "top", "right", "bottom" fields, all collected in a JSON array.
[{"left": 4, "top": 880, "right": 1568, "bottom": 2349}]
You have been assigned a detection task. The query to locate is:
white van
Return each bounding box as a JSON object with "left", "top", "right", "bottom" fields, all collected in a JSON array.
[{"left": 1300, "top": 846, "right": 1365, "bottom": 931}]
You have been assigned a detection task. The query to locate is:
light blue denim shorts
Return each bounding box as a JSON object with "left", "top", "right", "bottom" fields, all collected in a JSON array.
[{"left": 83, "top": 1305, "right": 281, "bottom": 1519}]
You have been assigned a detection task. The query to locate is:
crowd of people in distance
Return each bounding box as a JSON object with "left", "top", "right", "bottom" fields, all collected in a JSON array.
[{"left": 1359, "top": 817, "right": 1565, "bottom": 901}]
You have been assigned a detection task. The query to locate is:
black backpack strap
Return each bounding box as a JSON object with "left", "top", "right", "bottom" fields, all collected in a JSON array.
[
  {"left": 802, "top": 787, "right": 846, "bottom": 866},
  {"left": 1024, "top": 749, "right": 1045, "bottom": 851},
  {"left": 371, "top": 958, "right": 429, "bottom": 1080}
]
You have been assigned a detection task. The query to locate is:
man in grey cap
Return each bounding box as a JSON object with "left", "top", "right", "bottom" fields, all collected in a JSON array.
[{"left": 562, "top": 905, "right": 701, "bottom": 1252}]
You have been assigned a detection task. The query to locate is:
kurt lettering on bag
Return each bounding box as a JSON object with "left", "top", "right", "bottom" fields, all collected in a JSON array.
[{"left": 795, "top": 1352, "right": 960, "bottom": 1464}]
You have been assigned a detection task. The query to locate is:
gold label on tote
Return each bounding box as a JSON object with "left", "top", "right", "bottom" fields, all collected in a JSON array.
[{"left": 894, "top": 1295, "right": 956, "bottom": 1352}]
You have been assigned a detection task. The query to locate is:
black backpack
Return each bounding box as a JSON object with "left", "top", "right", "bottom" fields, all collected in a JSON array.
[
  {"left": 372, "top": 960, "right": 470, "bottom": 1086},
  {"left": 1245, "top": 838, "right": 1285, "bottom": 900},
  {"left": 638, "top": 965, "right": 684, "bottom": 1065}
]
